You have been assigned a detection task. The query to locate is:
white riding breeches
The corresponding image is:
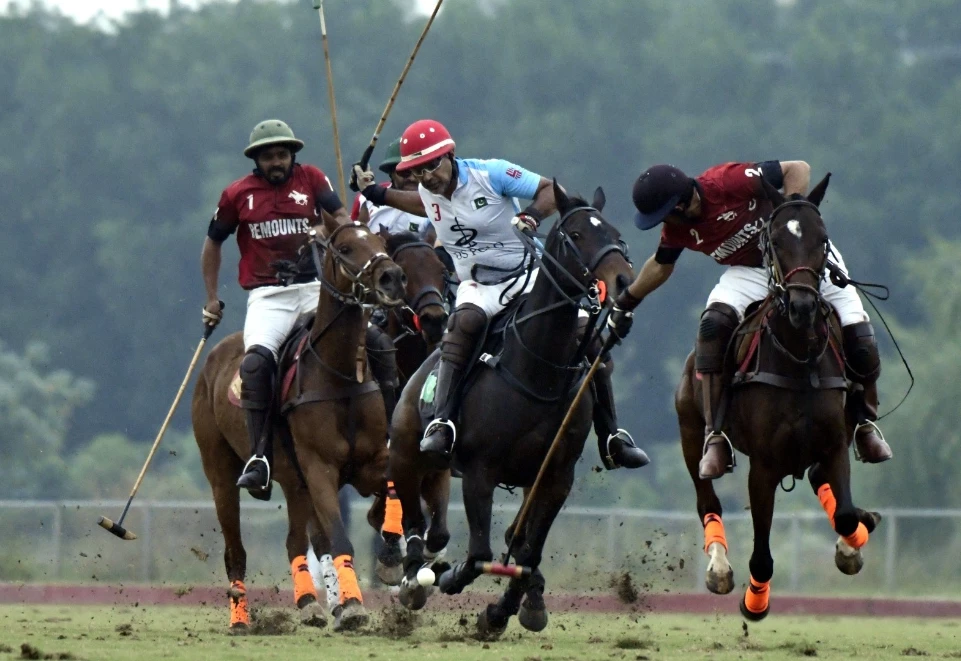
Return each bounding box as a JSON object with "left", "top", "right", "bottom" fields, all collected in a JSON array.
[
  {"left": 454, "top": 268, "right": 539, "bottom": 318},
  {"left": 243, "top": 281, "right": 321, "bottom": 358},
  {"left": 706, "top": 242, "right": 868, "bottom": 326}
]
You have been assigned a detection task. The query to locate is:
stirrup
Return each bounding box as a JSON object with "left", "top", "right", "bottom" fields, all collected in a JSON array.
[
  {"left": 238, "top": 455, "right": 271, "bottom": 489},
  {"left": 701, "top": 431, "right": 736, "bottom": 470},
  {"left": 853, "top": 420, "right": 885, "bottom": 461},
  {"left": 421, "top": 418, "right": 456, "bottom": 448}
]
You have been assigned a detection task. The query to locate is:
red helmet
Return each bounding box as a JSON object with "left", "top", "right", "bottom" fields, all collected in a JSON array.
[{"left": 395, "top": 119, "right": 455, "bottom": 172}]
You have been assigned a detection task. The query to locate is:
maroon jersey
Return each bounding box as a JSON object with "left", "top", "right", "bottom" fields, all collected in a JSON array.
[
  {"left": 214, "top": 164, "right": 333, "bottom": 289},
  {"left": 658, "top": 162, "right": 776, "bottom": 267}
]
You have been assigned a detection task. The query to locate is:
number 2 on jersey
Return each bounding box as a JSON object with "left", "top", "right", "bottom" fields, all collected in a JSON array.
[{"left": 690, "top": 228, "right": 704, "bottom": 245}]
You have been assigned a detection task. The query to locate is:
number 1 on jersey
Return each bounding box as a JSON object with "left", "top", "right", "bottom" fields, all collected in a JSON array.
[{"left": 247, "top": 194, "right": 254, "bottom": 210}]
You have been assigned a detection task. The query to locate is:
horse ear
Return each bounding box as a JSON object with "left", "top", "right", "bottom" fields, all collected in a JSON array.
[
  {"left": 322, "top": 210, "right": 341, "bottom": 236},
  {"left": 760, "top": 177, "right": 786, "bottom": 208},
  {"left": 377, "top": 226, "right": 391, "bottom": 241},
  {"left": 553, "top": 178, "right": 571, "bottom": 215},
  {"left": 592, "top": 186, "right": 606, "bottom": 212},
  {"left": 807, "top": 172, "right": 831, "bottom": 208}
]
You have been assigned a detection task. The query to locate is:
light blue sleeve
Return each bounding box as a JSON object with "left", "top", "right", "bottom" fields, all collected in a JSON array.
[{"left": 467, "top": 158, "right": 542, "bottom": 200}]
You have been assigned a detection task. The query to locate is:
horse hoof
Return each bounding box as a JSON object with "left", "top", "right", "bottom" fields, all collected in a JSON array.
[
  {"left": 518, "top": 603, "right": 548, "bottom": 632},
  {"left": 475, "top": 607, "right": 508, "bottom": 641},
  {"left": 864, "top": 510, "right": 882, "bottom": 533},
  {"left": 298, "top": 601, "right": 328, "bottom": 628},
  {"left": 376, "top": 560, "right": 404, "bottom": 586},
  {"left": 834, "top": 538, "right": 864, "bottom": 575},
  {"left": 333, "top": 599, "right": 369, "bottom": 632},
  {"left": 705, "top": 542, "right": 735, "bottom": 595},
  {"left": 438, "top": 567, "right": 462, "bottom": 595},
  {"left": 739, "top": 595, "right": 769, "bottom": 622},
  {"left": 398, "top": 582, "right": 429, "bottom": 611}
]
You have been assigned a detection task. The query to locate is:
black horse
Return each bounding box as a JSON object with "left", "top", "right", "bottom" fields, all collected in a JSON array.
[
  {"left": 389, "top": 181, "right": 635, "bottom": 637},
  {"left": 676, "top": 174, "right": 882, "bottom": 620}
]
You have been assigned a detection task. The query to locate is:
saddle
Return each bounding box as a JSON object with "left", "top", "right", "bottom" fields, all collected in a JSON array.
[
  {"left": 729, "top": 298, "right": 848, "bottom": 392},
  {"left": 417, "top": 294, "right": 587, "bottom": 425}
]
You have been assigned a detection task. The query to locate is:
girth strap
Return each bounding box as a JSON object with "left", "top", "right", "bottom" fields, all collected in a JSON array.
[
  {"left": 280, "top": 380, "right": 381, "bottom": 414},
  {"left": 732, "top": 371, "right": 848, "bottom": 391}
]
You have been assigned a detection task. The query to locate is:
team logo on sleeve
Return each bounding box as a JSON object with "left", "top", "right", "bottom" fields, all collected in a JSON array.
[
  {"left": 288, "top": 190, "right": 309, "bottom": 206},
  {"left": 505, "top": 168, "right": 522, "bottom": 179},
  {"left": 471, "top": 197, "right": 489, "bottom": 210}
]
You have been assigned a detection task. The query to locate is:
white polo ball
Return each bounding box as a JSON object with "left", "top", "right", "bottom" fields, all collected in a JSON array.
[{"left": 416, "top": 566, "right": 435, "bottom": 587}]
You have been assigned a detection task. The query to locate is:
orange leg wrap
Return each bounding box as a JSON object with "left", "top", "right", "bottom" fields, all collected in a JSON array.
[
  {"left": 817, "top": 484, "right": 869, "bottom": 548},
  {"left": 817, "top": 483, "right": 838, "bottom": 522},
  {"left": 229, "top": 580, "right": 250, "bottom": 628},
  {"left": 743, "top": 575, "right": 770, "bottom": 614},
  {"left": 291, "top": 554, "right": 317, "bottom": 607},
  {"left": 703, "top": 513, "right": 728, "bottom": 554},
  {"left": 382, "top": 481, "right": 404, "bottom": 536},
  {"left": 333, "top": 554, "right": 363, "bottom": 604}
]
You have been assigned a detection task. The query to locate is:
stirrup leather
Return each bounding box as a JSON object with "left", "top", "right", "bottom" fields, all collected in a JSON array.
[
  {"left": 604, "top": 429, "right": 636, "bottom": 466},
  {"left": 852, "top": 420, "right": 885, "bottom": 461},
  {"left": 422, "top": 419, "right": 456, "bottom": 449},
  {"left": 702, "top": 431, "right": 736, "bottom": 470},
  {"left": 239, "top": 455, "right": 271, "bottom": 488}
]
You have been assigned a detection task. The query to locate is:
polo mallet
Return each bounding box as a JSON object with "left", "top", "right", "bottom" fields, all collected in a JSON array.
[
  {"left": 479, "top": 332, "right": 620, "bottom": 576},
  {"left": 312, "top": 0, "right": 347, "bottom": 203},
  {"left": 97, "top": 314, "right": 221, "bottom": 540},
  {"left": 350, "top": 0, "right": 444, "bottom": 187}
]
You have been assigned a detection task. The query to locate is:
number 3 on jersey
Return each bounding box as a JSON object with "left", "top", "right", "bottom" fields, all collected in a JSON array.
[{"left": 431, "top": 203, "right": 441, "bottom": 221}]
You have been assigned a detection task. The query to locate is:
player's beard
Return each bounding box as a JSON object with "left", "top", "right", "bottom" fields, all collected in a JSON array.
[{"left": 266, "top": 164, "right": 292, "bottom": 183}]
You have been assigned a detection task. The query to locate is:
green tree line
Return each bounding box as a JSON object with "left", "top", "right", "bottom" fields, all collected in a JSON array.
[{"left": 1, "top": 0, "right": 959, "bottom": 507}]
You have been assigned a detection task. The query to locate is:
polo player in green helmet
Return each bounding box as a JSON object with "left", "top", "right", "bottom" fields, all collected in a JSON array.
[{"left": 201, "top": 119, "right": 354, "bottom": 496}]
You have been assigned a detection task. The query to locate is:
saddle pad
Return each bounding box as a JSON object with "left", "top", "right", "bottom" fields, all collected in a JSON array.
[{"left": 227, "top": 333, "right": 310, "bottom": 409}]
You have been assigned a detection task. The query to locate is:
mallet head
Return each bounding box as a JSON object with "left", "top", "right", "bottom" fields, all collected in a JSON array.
[{"left": 97, "top": 516, "right": 137, "bottom": 541}]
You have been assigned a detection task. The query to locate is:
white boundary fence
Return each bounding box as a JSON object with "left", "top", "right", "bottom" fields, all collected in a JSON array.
[{"left": 1, "top": 500, "right": 958, "bottom": 594}]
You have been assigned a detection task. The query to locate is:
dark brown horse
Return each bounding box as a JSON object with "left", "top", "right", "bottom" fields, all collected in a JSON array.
[
  {"left": 676, "top": 175, "right": 881, "bottom": 620},
  {"left": 366, "top": 230, "right": 451, "bottom": 585},
  {"left": 192, "top": 216, "right": 406, "bottom": 631},
  {"left": 388, "top": 183, "right": 635, "bottom": 637}
]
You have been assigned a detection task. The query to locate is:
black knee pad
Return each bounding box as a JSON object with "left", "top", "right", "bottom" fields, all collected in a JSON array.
[
  {"left": 695, "top": 303, "right": 739, "bottom": 373},
  {"left": 240, "top": 345, "right": 277, "bottom": 409},
  {"left": 441, "top": 304, "right": 487, "bottom": 365},
  {"left": 843, "top": 322, "right": 881, "bottom": 382}
]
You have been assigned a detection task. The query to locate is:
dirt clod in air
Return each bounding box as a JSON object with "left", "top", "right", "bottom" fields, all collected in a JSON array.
[
  {"left": 610, "top": 571, "right": 639, "bottom": 604},
  {"left": 249, "top": 609, "right": 298, "bottom": 636},
  {"left": 374, "top": 604, "right": 419, "bottom": 638}
]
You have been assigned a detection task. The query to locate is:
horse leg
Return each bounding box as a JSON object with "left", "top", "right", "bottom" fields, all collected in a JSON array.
[
  {"left": 278, "top": 479, "right": 327, "bottom": 628},
  {"left": 678, "top": 366, "right": 732, "bottom": 595},
  {"left": 504, "top": 488, "right": 531, "bottom": 550},
  {"left": 369, "top": 477, "right": 404, "bottom": 587},
  {"left": 198, "top": 436, "right": 249, "bottom": 631},
  {"left": 740, "top": 463, "right": 778, "bottom": 622},
  {"left": 300, "top": 457, "right": 369, "bottom": 632},
  {"left": 508, "top": 475, "right": 576, "bottom": 634},
  {"left": 390, "top": 458, "right": 433, "bottom": 610},
  {"left": 809, "top": 449, "right": 874, "bottom": 575},
  {"left": 306, "top": 519, "right": 342, "bottom": 616},
  {"left": 438, "top": 471, "right": 494, "bottom": 598},
  {"left": 423, "top": 468, "right": 452, "bottom": 570}
]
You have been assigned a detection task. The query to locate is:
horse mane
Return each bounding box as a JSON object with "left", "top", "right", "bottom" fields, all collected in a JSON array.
[{"left": 384, "top": 231, "right": 423, "bottom": 254}]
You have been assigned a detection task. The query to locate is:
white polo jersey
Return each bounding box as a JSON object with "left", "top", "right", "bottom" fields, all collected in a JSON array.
[
  {"left": 417, "top": 158, "right": 541, "bottom": 282},
  {"left": 356, "top": 185, "right": 432, "bottom": 239}
]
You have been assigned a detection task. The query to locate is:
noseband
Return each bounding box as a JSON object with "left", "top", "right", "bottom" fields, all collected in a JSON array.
[{"left": 310, "top": 222, "right": 391, "bottom": 307}]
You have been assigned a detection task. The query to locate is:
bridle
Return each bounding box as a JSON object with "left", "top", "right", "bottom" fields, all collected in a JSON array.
[
  {"left": 387, "top": 240, "right": 450, "bottom": 339},
  {"left": 761, "top": 199, "right": 829, "bottom": 315},
  {"left": 309, "top": 222, "right": 393, "bottom": 308}
]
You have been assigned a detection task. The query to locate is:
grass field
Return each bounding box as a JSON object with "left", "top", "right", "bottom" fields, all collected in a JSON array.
[{"left": 1, "top": 605, "right": 960, "bottom": 661}]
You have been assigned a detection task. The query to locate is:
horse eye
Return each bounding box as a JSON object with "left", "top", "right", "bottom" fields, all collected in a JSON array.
[{"left": 570, "top": 232, "right": 581, "bottom": 241}]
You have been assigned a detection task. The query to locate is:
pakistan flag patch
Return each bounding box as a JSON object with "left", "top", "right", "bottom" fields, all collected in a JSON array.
[{"left": 471, "top": 197, "right": 489, "bottom": 210}]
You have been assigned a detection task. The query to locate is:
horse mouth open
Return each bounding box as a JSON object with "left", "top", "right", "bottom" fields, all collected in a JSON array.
[{"left": 373, "top": 264, "right": 407, "bottom": 308}]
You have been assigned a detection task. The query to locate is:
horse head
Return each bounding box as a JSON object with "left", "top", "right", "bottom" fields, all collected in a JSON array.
[
  {"left": 760, "top": 174, "right": 831, "bottom": 331},
  {"left": 318, "top": 214, "right": 406, "bottom": 308},
  {"left": 381, "top": 228, "right": 450, "bottom": 346},
  {"left": 543, "top": 179, "right": 635, "bottom": 307}
]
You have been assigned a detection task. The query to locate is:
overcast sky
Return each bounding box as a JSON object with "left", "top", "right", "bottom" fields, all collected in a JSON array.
[{"left": 1, "top": 0, "right": 438, "bottom": 24}]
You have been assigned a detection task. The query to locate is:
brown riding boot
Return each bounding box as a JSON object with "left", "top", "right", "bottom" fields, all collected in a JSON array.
[
  {"left": 697, "top": 373, "right": 734, "bottom": 480},
  {"left": 853, "top": 381, "right": 892, "bottom": 463}
]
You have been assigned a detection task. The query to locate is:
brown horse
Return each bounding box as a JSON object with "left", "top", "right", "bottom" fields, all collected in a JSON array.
[
  {"left": 388, "top": 183, "right": 635, "bottom": 636},
  {"left": 192, "top": 216, "right": 406, "bottom": 631},
  {"left": 676, "top": 175, "right": 881, "bottom": 620}
]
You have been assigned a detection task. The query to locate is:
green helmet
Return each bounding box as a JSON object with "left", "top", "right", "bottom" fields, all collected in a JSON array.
[
  {"left": 378, "top": 138, "right": 403, "bottom": 174},
  {"left": 243, "top": 119, "right": 305, "bottom": 159}
]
